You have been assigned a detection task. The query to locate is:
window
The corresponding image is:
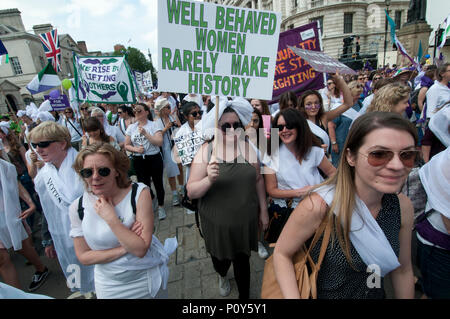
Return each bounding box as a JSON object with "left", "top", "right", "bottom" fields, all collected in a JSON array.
[
  {"left": 395, "top": 10, "right": 402, "bottom": 29},
  {"left": 311, "top": 0, "right": 324, "bottom": 8},
  {"left": 310, "top": 16, "right": 324, "bottom": 33},
  {"left": 344, "top": 13, "right": 353, "bottom": 34},
  {"left": 10, "top": 57, "right": 23, "bottom": 75}
]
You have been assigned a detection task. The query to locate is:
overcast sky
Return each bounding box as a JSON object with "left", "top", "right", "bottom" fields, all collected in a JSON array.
[{"left": 1, "top": 0, "right": 449, "bottom": 68}]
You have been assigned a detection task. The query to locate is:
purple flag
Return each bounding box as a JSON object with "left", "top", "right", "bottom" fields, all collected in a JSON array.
[{"left": 271, "top": 22, "right": 324, "bottom": 101}]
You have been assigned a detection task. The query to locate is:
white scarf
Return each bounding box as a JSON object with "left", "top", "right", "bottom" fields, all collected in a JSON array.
[
  {"left": 307, "top": 119, "right": 330, "bottom": 148},
  {"left": 35, "top": 148, "right": 83, "bottom": 210},
  {"left": 0, "top": 159, "right": 28, "bottom": 250},
  {"left": 419, "top": 147, "right": 450, "bottom": 216},
  {"left": 315, "top": 184, "right": 401, "bottom": 277},
  {"left": 429, "top": 105, "right": 449, "bottom": 147},
  {"left": 332, "top": 104, "right": 361, "bottom": 121}
]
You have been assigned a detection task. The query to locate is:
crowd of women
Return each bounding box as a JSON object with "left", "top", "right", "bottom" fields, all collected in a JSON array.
[{"left": 0, "top": 62, "right": 448, "bottom": 299}]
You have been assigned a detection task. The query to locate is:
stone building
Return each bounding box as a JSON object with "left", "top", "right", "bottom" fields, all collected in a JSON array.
[
  {"left": 0, "top": 8, "right": 94, "bottom": 114},
  {"left": 204, "top": 0, "right": 413, "bottom": 68}
]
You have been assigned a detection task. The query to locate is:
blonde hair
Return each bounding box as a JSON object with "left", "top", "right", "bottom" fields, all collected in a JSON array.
[
  {"left": 73, "top": 143, "right": 131, "bottom": 189},
  {"left": 347, "top": 81, "right": 364, "bottom": 98},
  {"left": 310, "top": 112, "right": 418, "bottom": 266},
  {"left": 28, "top": 121, "right": 71, "bottom": 150},
  {"left": 366, "top": 82, "right": 411, "bottom": 113}
]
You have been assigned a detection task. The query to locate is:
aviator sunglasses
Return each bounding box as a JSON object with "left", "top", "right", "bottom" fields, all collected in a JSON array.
[
  {"left": 220, "top": 121, "right": 243, "bottom": 132},
  {"left": 79, "top": 167, "right": 111, "bottom": 178},
  {"left": 359, "top": 149, "right": 419, "bottom": 168},
  {"left": 275, "top": 123, "right": 295, "bottom": 131},
  {"left": 31, "top": 141, "right": 57, "bottom": 148}
]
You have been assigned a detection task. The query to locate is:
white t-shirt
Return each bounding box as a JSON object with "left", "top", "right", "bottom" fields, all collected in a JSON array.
[
  {"left": 425, "top": 81, "right": 450, "bottom": 118},
  {"left": 360, "top": 94, "right": 374, "bottom": 115},
  {"left": 126, "top": 120, "right": 163, "bottom": 156},
  {"left": 63, "top": 118, "right": 83, "bottom": 143}
]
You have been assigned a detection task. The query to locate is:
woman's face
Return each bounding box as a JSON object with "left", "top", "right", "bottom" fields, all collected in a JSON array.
[
  {"left": 160, "top": 104, "right": 171, "bottom": 117},
  {"left": 251, "top": 99, "right": 263, "bottom": 113},
  {"left": 219, "top": 112, "right": 242, "bottom": 142},
  {"left": 347, "top": 128, "right": 415, "bottom": 195},
  {"left": 393, "top": 97, "right": 410, "bottom": 114},
  {"left": 133, "top": 105, "right": 148, "bottom": 120},
  {"left": 82, "top": 153, "right": 118, "bottom": 196},
  {"left": 88, "top": 129, "right": 100, "bottom": 139},
  {"left": 277, "top": 115, "right": 297, "bottom": 146},
  {"left": 32, "top": 139, "right": 67, "bottom": 164},
  {"left": 249, "top": 112, "right": 260, "bottom": 130},
  {"left": 303, "top": 94, "right": 321, "bottom": 119},
  {"left": 64, "top": 109, "right": 74, "bottom": 119},
  {"left": 93, "top": 113, "right": 105, "bottom": 124},
  {"left": 187, "top": 106, "right": 201, "bottom": 126},
  {"left": 327, "top": 81, "right": 335, "bottom": 91},
  {"left": 117, "top": 108, "right": 126, "bottom": 119}
]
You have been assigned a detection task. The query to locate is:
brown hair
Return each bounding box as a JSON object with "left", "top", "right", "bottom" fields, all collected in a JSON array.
[
  {"left": 84, "top": 117, "right": 110, "bottom": 143},
  {"left": 436, "top": 62, "right": 450, "bottom": 81},
  {"left": 297, "top": 90, "right": 325, "bottom": 121},
  {"left": 73, "top": 143, "right": 131, "bottom": 189}
]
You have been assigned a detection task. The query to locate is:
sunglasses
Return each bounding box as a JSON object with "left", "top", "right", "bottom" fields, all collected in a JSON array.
[
  {"left": 305, "top": 103, "right": 320, "bottom": 110},
  {"left": 189, "top": 111, "right": 203, "bottom": 117},
  {"left": 359, "top": 149, "right": 419, "bottom": 168},
  {"left": 220, "top": 122, "right": 243, "bottom": 132},
  {"left": 65, "top": 111, "right": 73, "bottom": 114},
  {"left": 81, "top": 107, "right": 88, "bottom": 111},
  {"left": 31, "top": 140, "right": 57, "bottom": 148},
  {"left": 79, "top": 167, "right": 111, "bottom": 179},
  {"left": 134, "top": 109, "right": 142, "bottom": 114},
  {"left": 275, "top": 124, "right": 294, "bottom": 131},
  {"left": 327, "top": 82, "right": 334, "bottom": 85},
  {"left": 117, "top": 111, "right": 123, "bottom": 115}
]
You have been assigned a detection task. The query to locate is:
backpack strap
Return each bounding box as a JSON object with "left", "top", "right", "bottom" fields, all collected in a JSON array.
[
  {"left": 131, "top": 182, "right": 138, "bottom": 215},
  {"left": 77, "top": 196, "right": 84, "bottom": 220}
]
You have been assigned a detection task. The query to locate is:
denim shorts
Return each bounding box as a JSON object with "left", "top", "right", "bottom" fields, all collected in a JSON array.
[{"left": 417, "top": 240, "right": 450, "bottom": 299}]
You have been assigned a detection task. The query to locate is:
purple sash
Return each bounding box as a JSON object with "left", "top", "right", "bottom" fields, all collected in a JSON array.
[{"left": 416, "top": 212, "right": 450, "bottom": 251}]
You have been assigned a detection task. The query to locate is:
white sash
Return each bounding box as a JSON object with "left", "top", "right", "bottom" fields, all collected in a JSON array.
[
  {"left": 34, "top": 148, "right": 95, "bottom": 293},
  {"left": 0, "top": 159, "right": 28, "bottom": 250},
  {"left": 307, "top": 119, "right": 330, "bottom": 148},
  {"left": 340, "top": 107, "right": 361, "bottom": 121},
  {"left": 315, "top": 184, "right": 401, "bottom": 277}
]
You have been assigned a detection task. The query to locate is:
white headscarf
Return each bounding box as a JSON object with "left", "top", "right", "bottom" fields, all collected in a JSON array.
[
  {"left": 37, "top": 111, "right": 55, "bottom": 123},
  {"left": 38, "top": 100, "right": 52, "bottom": 113},
  {"left": 197, "top": 96, "right": 253, "bottom": 139},
  {"left": 16, "top": 110, "right": 27, "bottom": 118},
  {"left": 429, "top": 105, "right": 449, "bottom": 147},
  {"left": 0, "top": 122, "right": 10, "bottom": 135},
  {"left": 419, "top": 147, "right": 450, "bottom": 216}
]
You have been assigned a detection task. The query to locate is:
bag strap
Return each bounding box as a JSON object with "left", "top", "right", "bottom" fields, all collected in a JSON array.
[
  {"left": 78, "top": 196, "right": 84, "bottom": 220},
  {"left": 195, "top": 209, "right": 203, "bottom": 238},
  {"left": 66, "top": 118, "right": 83, "bottom": 137},
  {"left": 131, "top": 182, "right": 138, "bottom": 215}
]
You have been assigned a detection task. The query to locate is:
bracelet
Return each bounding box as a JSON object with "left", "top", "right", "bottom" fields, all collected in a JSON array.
[{"left": 331, "top": 141, "right": 337, "bottom": 145}]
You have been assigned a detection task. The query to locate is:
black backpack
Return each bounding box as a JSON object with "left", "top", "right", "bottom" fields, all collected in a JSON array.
[{"left": 77, "top": 183, "right": 139, "bottom": 220}]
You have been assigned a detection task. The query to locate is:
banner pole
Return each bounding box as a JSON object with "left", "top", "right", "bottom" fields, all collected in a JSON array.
[{"left": 213, "top": 95, "right": 219, "bottom": 158}]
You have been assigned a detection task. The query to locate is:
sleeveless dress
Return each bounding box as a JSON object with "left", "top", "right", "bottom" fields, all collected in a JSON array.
[
  {"left": 198, "top": 154, "right": 259, "bottom": 260},
  {"left": 309, "top": 193, "right": 401, "bottom": 299}
]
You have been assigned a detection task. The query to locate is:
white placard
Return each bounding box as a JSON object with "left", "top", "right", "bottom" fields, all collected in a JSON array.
[{"left": 157, "top": 0, "right": 281, "bottom": 100}]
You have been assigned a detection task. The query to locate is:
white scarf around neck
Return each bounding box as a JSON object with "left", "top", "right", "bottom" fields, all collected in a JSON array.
[
  {"left": 307, "top": 119, "right": 330, "bottom": 148},
  {"left": 315, "top": 184, "right": 401, "bottom": 277}
]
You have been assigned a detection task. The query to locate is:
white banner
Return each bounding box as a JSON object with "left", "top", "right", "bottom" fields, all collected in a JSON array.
[
  {"left": 142, "top": 70, "right": 153, "bottom": 91},
  {"left": 74, "top": 55, "right": 136, "bottom": 104},
  {"left": 157, "top": 0, "right": 281, "bottom": 100}
]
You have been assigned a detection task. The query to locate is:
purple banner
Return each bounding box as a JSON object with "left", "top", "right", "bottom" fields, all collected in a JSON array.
[
  {"left": 288, "top": 46, "right": 357, "bottom": 75},
  {"left": 272, "top": 22, "right": 324, "bottom": 101},
  {"left": 44, "top": 94, "right": 70, "bottom": 111}
]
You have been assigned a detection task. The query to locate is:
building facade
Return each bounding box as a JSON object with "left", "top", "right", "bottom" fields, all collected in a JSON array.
[
  {"left": 205, "top": 0, "right": 411, "bottom": 67},
  {"left": 0, "top": 9, "right": 92, "bottom": 114}
]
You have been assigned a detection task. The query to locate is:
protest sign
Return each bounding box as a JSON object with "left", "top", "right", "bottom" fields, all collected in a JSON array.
[
  {"left": 272, "top": 22, "right": 324, "bottom": 99},
  {"left": 73, "top": 55, "right": 137, "bottom": 104},
  {"left": 43, "top": 94, "right": 70, "bottom": 111},
  {"left": 288, "top": 46, "right": 357, "bottom": 75},
  {"left": 157, "top": 0, "right": 281, "bottom": 100},
  {"left": 134, "top": 71, "right": 144, "bottom": 94},
  {"left": 142, "top": 70, "right": 153, "bottom": 91},
  {"left": 174, "top": 130, "right": 204, "bottom": 166}
]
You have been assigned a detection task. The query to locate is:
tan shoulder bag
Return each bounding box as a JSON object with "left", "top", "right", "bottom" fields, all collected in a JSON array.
[{"left": 261, "top": 217, "right": 332, "bottom": 299}]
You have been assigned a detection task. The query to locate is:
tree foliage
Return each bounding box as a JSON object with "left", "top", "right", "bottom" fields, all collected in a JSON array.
[{"left": 113, "top": 46, "right": 157, "bottom": 84}]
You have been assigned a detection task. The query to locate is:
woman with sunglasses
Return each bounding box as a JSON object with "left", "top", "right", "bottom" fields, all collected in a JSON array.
[
  {"left": 328, "top": 81, "right": 364, "bottom": 167},
  {"left": 273, "top": 112, "right": 417, "bottom": 299},
  {"left": 124, "top": 103, "right": 166, "bottom": 220},
  {"left": 69, "top": 143, "right": 176, "bottom": 299},
  {"left": 173, "top": 102, "right": 203, "bottom": 194},
  {"left": 187, "top": 97, "right": 269, "bottom": 299},
  {"left": 28, "top": 121, "right": 95, "bottom": 295},
  {"left": 62, "top": 107, "right": 83, "bottom": 151},
  {"left": 297, "top": 74, "right": 353, "bottom": 152},
  {"left": 81, "top": 117, "right": 121, "bottom": 151},
  {"left": 117, "top": 105, "right": 135, "bottom": 137},
  {"left": 264, "top": 108, "right": 336, "bottom": 241},
  {"left": 154, "top": 98, "right": 184, "bottom": 207}
]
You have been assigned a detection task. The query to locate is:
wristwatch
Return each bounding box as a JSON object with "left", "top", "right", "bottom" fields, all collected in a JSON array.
[{"left": 331, "top": 141, "right": 337, "bottom": 145}]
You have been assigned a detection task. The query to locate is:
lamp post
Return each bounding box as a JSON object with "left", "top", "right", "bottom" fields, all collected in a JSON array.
[{"left": 383, "top": 0, "right": 391, "bottom": 67}]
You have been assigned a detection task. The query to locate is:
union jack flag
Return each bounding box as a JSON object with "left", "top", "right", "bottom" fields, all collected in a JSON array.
[{"left": 39, "top": 29, "right": 61, "bottom": 72}]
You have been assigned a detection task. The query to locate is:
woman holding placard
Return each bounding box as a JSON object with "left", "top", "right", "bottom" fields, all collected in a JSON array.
[{"left": 187, "top": 97, "right": 269, "bottom": 299}]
